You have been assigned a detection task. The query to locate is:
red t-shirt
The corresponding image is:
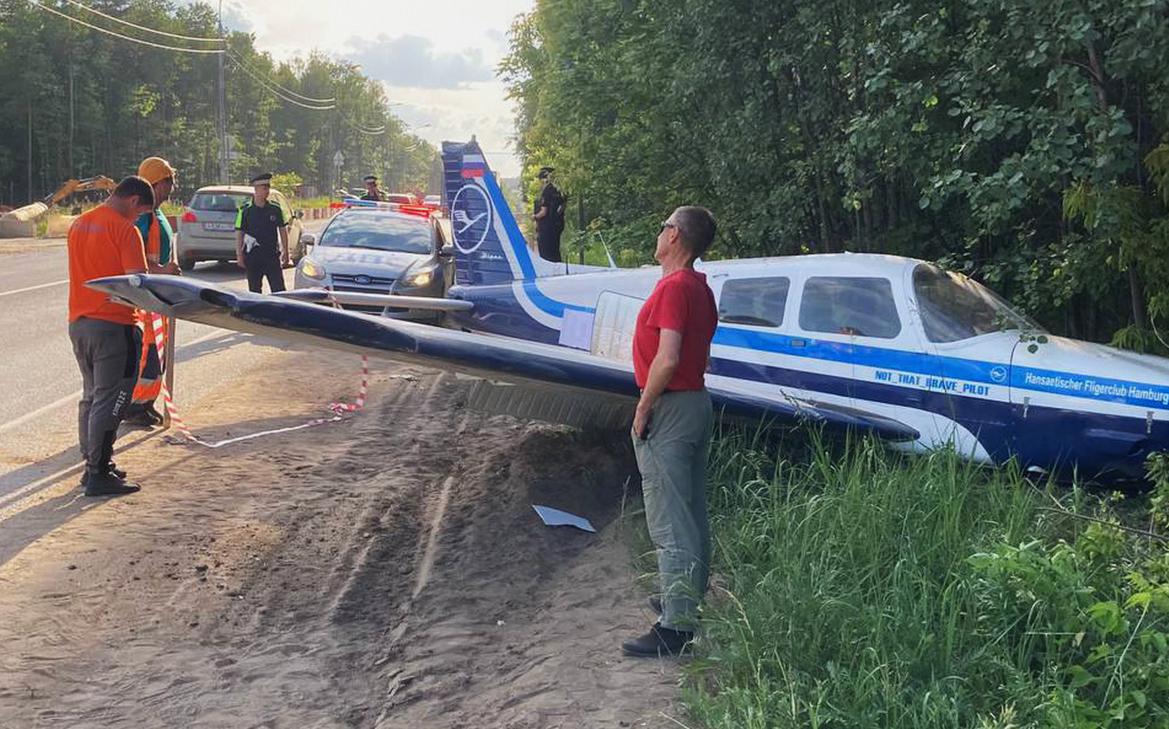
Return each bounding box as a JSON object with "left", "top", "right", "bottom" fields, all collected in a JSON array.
[{"left": 633, "top": 268, "right": 718, "bottom": 390}]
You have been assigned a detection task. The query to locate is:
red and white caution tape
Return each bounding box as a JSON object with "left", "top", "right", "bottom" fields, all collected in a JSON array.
[{"left": 151, "top": 312, "right": 368, "bottom": 449}]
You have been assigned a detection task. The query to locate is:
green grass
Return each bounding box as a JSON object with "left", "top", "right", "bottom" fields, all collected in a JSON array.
[
  {"left": 680, "top": 428, "right": 1169, "bottom": 728},
  {"left": 291, "top": 195, "right": 334, "bottom": 209}
]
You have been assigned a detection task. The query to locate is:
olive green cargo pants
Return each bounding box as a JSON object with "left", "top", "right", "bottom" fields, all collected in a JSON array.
[{"left": 632, "top": 389, "right": 714, "bottom": 631}]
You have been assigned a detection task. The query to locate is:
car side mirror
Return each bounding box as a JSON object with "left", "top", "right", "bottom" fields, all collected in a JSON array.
[
  {"left": 300, "top": 233, "right": 316, "bottom": 247},
  {"left": 440, "top": 244, "right": 456, "bottom": 257},
  {"left": 295, "top": 210, "right": 304, "bottom": 219}
]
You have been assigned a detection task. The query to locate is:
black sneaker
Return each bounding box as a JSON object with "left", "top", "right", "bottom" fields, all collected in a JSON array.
[
  {"left": 83, "top": 471, "right": 141, "bottom": 497},
  {"left": 621, "top": 622, "right": 694, "bottom": 657},
  {"left": 121, "top": 410, "right": 158, "bottom": 429},
  {"left": 144, "top": 405, "right": 164, "bottom": 425},
  {"left": 107, "top": 462, "right": 127, "bottom": 479}
]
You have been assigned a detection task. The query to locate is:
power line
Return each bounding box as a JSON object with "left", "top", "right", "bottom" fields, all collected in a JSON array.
[
  {"left": 343, "top": 118, "right": 387, "bottom": 135},
  {"left": 28, "top": 0, "right": 225, "bottom": 54},
  {"left": 228, "top": 50, "right": 335, "bottom": 104},
  {"left": 61, "top": 0, "right": 224, "bottom": 43},
  {"left": 228, "top": 56, "right": 335, "bottom": 110}
]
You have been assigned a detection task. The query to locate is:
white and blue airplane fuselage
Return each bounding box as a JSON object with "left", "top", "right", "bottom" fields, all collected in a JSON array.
[{"left": 439, "top": 141, "right": 1169, "bottom": 482}]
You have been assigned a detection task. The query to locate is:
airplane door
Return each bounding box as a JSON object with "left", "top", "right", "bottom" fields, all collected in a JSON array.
[
  {"left": 795, "top": 276, "right": 881, "bottom": 409},
  {"left": 902, "top": 267, "right": 961, "bottom": 438},
  {"left": 910, "top": 263, "right": 1018, "bottom": 462}
]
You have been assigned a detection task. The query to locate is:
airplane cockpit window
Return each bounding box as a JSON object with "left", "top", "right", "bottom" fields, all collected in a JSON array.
[
  {"left": 719, "top": 277, "right": 790, "bottom": 327},
  {"left": 799, "top": 276, "right": 902, "bottom": 339},
  {"left": 913, "top": 264, "right": 1043, "bottom": 343}
]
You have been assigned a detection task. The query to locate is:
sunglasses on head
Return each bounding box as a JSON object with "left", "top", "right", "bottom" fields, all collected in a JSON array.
[{"left": 659, "top": 221, "right": 677, "bottom": 234}]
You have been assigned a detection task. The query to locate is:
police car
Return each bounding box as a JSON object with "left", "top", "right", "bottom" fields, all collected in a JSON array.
[{"left": 293, "top": 202, "right": 452, "bottom": 316}]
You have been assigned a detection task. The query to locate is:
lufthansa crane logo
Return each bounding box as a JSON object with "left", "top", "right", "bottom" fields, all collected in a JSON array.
[{"left": 450, "top": 183, "right": 492, "bottom": 255}]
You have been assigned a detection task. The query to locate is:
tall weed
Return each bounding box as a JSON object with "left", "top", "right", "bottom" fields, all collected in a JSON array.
[{"left": 685, "top": 429, "right": 1169, "bottom": 728}]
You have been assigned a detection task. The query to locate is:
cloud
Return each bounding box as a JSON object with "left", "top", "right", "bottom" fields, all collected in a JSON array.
[
  {"left": 174, "top": 0, "right": 253, "bottom": 32},
  {"left": 382, "top": 80, "right": 520, "bottom": 178},
  {"left": 345, "top": 35, "right": 494, "bottom": 89},
  {"left": 219, "top": 2, "right": 253, "bottom": 33}
]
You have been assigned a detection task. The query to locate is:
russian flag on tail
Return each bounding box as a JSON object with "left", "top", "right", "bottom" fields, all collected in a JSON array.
[{"left": 461, "top": 154, "right": 487, "bottom": 178}]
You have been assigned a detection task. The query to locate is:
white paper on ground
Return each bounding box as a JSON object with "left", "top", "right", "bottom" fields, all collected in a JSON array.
[{"left": 532, "top": 504, "right": 596, "bottom": 533}]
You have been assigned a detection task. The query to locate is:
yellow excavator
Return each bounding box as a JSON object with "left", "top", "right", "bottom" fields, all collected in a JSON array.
[{"left": 1, "top": 175, "right": 118, "bottom": 224}]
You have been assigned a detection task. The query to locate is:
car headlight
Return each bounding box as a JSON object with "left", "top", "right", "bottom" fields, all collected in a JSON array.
[
  {"left": 300, "top": 258, "right": 326, "bottom": 280},
  {"left": 402, "top": 268, "right": 433, "bottom": 288}
]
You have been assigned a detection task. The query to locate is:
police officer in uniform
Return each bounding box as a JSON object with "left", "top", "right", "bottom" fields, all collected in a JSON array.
[
  {"left": 234, "top": 173, "right": 289, "bottom": 294},
  {"left": 532, "top": 166, "right": 566, "bottom": 262},
  {"left": 361, "top": 174, "right": 386, "bottom": 202}
]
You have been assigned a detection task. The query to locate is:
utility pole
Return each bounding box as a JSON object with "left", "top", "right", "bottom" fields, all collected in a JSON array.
[
  {"left": 27, "top": 99, "right": 33, "bottom": 203},
  {"left": 217, "top": 0, "right": 228, "bottom": 182},
  {"left": 69, "top": 62, "right": 75, "bottom": 175}
]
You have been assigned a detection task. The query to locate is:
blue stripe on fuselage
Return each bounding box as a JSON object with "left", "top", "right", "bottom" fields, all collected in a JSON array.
[
  {"left": 713, "top": 327, "right": 1169, "bottom": 411},
  {"left": 712, "top": 355, "right": 1165, "bottom": 479},
  {"left": 479, "top": 173, "right": 593, "bottom": 318}
]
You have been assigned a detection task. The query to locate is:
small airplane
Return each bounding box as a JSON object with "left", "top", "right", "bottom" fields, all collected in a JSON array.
[{"left": 89, "top": 140, "right": 1169, "bottom": 483}]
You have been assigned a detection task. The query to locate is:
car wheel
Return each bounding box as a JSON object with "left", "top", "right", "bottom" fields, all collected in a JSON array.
[{"left": 179, "top": 257, "right": 196, "bottom": 272}]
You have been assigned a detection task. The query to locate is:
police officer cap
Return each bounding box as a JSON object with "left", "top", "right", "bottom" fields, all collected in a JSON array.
[
  {"left": 249, "top": 172, "right": 273, "bottom": 185},
  {"left": 363, "top": 175, "right": 379, "bottom": 184},
  {"left": 538, "top": 166, "right": 555, "bottom": 179}
]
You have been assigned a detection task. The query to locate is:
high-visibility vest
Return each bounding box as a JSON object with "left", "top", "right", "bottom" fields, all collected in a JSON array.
[{"left": 132, "top": 213, "right": 167, "bottom": 405}]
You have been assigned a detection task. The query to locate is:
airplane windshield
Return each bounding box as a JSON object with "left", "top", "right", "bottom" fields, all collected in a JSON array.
[
  {"left": 913, "top": 264, "right": 1043, "bottom": 343},
  {"left": 319, "top": 213, "right": 432, "bottom": 254}
]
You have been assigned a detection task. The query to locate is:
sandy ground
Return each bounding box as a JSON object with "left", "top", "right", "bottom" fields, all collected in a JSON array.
[{"left": 0, "top": 350, "right": 680, "bottom": 728}]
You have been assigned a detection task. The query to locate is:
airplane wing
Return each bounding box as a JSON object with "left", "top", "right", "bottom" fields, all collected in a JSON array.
[{"left": 87, "top": 275, "right": 918, "bottom": 441}]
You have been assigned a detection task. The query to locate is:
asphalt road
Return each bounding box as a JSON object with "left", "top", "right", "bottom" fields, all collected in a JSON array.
[{"left": 0, "top": 221, "right": 327, "bottom": 504}]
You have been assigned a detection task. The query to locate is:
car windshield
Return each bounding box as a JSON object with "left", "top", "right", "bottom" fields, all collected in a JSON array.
[
  {"left": 319, "top": 212, "right": 432, "bottom": 254},
  {"left": 913, "top": 263, "right": 1043, "bottom": 342},
  {"left": 191, "top": 192, "right": 250, "bottom": 212}
]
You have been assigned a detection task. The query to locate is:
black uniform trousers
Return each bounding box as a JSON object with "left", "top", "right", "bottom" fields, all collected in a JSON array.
[
  {"left": 245, "top": 249, "right": 286, "bottom": 294},
  {"left": 537, "top": 226, "right": 563, "bottom": 263}
]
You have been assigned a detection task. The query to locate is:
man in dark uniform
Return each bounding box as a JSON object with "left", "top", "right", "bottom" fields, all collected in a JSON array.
[
  {"left": 234, "top": 172, "right": 289, "bottom": 294},
  {"left": 532, "top": 166, "right": 565, "bottom": 262},
  {"left": 361, "top": 174, "right": 386, "bottom": 202}
]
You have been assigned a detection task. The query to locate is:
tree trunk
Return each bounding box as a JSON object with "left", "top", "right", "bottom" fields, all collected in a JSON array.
[{"left": 1129, "top": 266, "right": 1148, "bottom": 330}]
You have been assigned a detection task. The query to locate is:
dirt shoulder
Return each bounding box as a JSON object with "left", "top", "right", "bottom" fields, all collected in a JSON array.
[{"left": 0, "top": 350, "right": 678, "bottom": 728}]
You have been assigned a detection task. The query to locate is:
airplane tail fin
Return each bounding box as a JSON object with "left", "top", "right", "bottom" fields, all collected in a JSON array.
[{"left": 442, "top": 140, "right": 557, "bottom": 286}]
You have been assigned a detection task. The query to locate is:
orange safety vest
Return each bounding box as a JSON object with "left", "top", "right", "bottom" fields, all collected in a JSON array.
[{"left": 132, "top": 214, "right": 168, "bottom": 405}]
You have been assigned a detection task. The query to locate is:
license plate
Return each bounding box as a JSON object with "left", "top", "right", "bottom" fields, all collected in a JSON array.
[{"left": 203, "top": 222, "right": 233, "bottom": 231}]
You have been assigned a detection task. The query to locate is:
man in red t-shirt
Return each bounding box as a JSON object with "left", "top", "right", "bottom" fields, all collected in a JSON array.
[
  {"left": 67, "top": 176, "right": 154, "bottom": 496},
  {"left": 622, "top": 206, "right": 719, "bottom": 658}
]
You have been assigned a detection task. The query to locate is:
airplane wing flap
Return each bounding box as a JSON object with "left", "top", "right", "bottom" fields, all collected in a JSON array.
[{"left": 272, "top": 289, "right": 474, "bottom": 312}]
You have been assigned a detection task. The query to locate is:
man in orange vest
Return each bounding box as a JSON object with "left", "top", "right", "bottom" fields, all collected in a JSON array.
[
  {"left": 123, "top": 157, "right": 180, "bottom": 428},
  {"left": 67, "top": 176, "right": 154, "bottom": 495}
]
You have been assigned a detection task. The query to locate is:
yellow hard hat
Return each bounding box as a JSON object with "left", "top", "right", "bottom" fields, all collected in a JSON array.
[{"left": 137, "top": 156, "right": 176, "bottom": 185}]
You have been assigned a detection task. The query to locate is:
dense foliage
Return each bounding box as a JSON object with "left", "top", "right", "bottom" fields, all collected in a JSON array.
[
  {"left": 0, "top": 0, "right": 436, "bottom": 207},
  {"left": 688, "top": 433, "right": 1169, "bottom": 727},
  {"left": 503, "top": 0, "right": 1169, "bottom": 349}
]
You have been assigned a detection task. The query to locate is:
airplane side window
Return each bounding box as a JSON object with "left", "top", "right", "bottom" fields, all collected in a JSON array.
[
  {"left": 718, "top": 277, "right": 790, "bottom": 327},
  {"left": 799, "top": 277, "right": 901, "bottom": 339}
]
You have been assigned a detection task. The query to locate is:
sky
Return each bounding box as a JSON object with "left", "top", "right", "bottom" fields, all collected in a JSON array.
[{"left": 214, "top": 0, "right": 534, "bottom": 178}]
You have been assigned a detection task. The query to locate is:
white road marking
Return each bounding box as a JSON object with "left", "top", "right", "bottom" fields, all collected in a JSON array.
[
  {"left": 0, "top": 461, "right": 83, "bottom": 511},
  {"left": 0, "top": 327, "right": 234, "bottom": 435},
  {"left": 0, "top": 279, "right": 68, "bottom": 298}
]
